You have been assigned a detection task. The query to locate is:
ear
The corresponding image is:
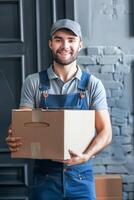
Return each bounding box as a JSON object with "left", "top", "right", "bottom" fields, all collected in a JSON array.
[
  {"left": 78, "top": 41, "right": 83, "bottom": 51},
  {"left": 48, "top": 40, "right": 52, "bottom": 49}
]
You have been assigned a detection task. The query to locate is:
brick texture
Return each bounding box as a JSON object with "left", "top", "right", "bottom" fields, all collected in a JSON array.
[{"left": 78, "top": 46, "right": 134, "bottom": 200}]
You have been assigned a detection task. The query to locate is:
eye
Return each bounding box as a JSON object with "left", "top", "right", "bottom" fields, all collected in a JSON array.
[
  {"left": 54, "top": 38, "right": 61, "bottom": 43},
  {"left": 68, "top": 39, "right": 76, "bottom": 43}
]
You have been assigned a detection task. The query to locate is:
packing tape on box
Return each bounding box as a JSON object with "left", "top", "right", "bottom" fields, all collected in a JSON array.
[{"left": 31, "top": 142, "right": 41, "bottom": 158}]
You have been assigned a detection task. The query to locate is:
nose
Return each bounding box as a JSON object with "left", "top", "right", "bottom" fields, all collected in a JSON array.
[{"left": 61, "top": 40, "right": 69, "bottom": 49}]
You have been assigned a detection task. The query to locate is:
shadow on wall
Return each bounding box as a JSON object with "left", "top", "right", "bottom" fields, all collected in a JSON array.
[
  {"left": 131, "top": 61, "right": 134, "bottom": 153},
  {"left": 129, "top": 0, "right": 134, "bottom": 36}
]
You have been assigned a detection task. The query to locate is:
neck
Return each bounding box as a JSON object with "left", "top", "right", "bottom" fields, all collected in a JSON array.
[{"left": 53, "top": 61, "right": 78, "bottom": 82}]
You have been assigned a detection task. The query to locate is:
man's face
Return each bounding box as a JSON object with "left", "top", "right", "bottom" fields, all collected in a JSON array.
[{"left": 49, "top": 29, "right": 82, "bottom": 65}]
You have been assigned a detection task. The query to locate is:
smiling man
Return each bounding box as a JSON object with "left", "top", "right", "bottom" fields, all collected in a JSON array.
[
  {"left": 6, "top": 19, "right": 112, "bottom": 200},
  {"left": 50, "top": 31, "right": 82, "bottom": 66}
]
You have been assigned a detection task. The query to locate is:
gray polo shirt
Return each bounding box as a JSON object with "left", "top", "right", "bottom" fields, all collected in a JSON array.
[{"left": 20, "top": 66, "right": 108, "bottom": 110}]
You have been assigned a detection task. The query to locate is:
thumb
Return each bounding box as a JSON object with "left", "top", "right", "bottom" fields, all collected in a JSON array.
[
  {"left": 69, "top": 149, "right": 78, "bottom": 157},
  {"left": 8, "top": 126, "right": 13, "bottom": 136}
]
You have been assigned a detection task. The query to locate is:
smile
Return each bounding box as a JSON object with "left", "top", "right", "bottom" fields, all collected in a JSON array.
[{"left": 58, "top": 51, "right": 71, "bottom": 55}]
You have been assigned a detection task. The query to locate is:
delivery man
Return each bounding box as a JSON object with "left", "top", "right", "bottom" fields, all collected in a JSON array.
[{"left": 6, "top": 19, "right": 112, "bottom": 200}]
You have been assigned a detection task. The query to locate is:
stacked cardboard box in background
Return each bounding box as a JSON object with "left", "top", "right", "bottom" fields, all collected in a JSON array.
[{"left": 95, "top": 175, "right": 122, "bottom": 200}]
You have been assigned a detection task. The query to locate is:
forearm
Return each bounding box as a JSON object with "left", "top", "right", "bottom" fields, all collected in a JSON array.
[
  {"left": 84, "top": 127, "right": 112, "bottom": 160},
  {"left": 84, "top": 109, "right": 112, "bottom": 160}
]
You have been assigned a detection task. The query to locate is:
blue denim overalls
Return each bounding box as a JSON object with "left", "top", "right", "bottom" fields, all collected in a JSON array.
[{"left": 30, "top": 70, "right": 96, "bottom": 200}]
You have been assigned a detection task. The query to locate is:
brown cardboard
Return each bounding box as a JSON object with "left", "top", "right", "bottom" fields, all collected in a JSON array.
[
  {"left": 11, "top": 109, "right": 95, "bottom": 160},
  {"left": 95, "top": 175, "right": 122, "bottom": 200},
  {"left": 97, "top": 198, "right": 121, "bottom": 200}
]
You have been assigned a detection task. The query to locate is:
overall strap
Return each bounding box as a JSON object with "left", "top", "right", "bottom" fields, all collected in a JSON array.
[
  {"left": 39, "top": 70, "right": 50, "bottom": 91},
  {"left": 39, "top": 70, "right": 90, "bottom": 91},
  {"left": 78, "top": 71, "right": 90, "bottom": 91}
]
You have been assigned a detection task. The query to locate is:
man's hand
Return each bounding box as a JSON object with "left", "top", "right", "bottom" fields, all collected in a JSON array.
[
  {"left": 63, "top": 150, "right": 89, "bottom": 165},
  {"left": 6, "top": 127, "right": 22, "bottom": 152},
  {"left": 53, "top": 150, "right": 89, "bottom": 165}
]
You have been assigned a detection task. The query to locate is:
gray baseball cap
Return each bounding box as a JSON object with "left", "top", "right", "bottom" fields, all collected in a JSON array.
[{"left": 50, "top": 19, "right": 82, "bottom": 39}]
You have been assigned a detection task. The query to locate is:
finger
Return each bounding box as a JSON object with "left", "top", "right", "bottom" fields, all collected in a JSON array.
[
  {"left": 69, "top": 150, "right": 79, "bottom": 157},
  {"left": 6, "top": 136, "right": 21, "bottom": 143},
  {"left": 7, "top": 142, "right": 22, "bottom": 148},
  {"left": 63, "top": 160, "right": 71, "bottom": 164},
  {"left": 9, "top": 147, "right": 20, "bottom": 152},
  {"left": 62, "top": 158, "right": 74, "bottom": 164},
  {"left": 6, "top": 137, "right": 23, "bottom": 148},
  {"left": 8, "top": 128, "right": 13, "bottom": 136}
]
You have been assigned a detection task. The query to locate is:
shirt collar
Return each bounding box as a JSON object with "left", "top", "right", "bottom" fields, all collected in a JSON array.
[{"left": 47, "top": 65, "right": 82, "bottom": 81}]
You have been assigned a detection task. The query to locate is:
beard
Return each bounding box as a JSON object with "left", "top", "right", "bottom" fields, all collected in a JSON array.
[{"left": 52, "top": 48, "right": 79, "bottom": 65}]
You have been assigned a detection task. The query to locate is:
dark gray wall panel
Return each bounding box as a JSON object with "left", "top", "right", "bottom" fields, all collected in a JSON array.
[
  {"left": 0, "top": 164, "right": 28, "bottom": 186},
  {"left": 0, "top": 58, "right": 22, "bottom": 151},
  {"left": 0, "top": 0, "right": 75, "bottom": 198},
  {"left": 36, "top": 0, "right": 75, "bottom": 71},
  {"left": 0, "top": 44, "right": 24, "bottom": 57},
  {"left": 0, "top": 1, "right": 20, "bottom": 41},
  {"left": 36, "top": 0, "right": 53, "bottom": 71},
  {"left": 0, "top": 197, "right": 28, "bottom": 200}
]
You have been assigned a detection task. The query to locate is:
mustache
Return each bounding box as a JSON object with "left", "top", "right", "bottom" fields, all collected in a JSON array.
[{"left": 57, "top": 48, "right": 72, "bottom": 54}]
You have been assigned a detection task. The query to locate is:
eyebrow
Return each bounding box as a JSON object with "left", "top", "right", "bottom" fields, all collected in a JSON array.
[
  {"left": 53, "top": 36, "right": 62, "bottom": 39},
  {"left": 53, "top": 36, "right": 77, "bottom": 40}
]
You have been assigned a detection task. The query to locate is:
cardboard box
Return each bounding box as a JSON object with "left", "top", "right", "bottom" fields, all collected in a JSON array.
[
  {"left": 97, "top": 198, "right": 121, "bottom": 200},
  {"left": 11, "top": 109, "right": 95, "bottom": 160},
  {"left": 95, "top": 175, "right": 122, "bottom": 200}
]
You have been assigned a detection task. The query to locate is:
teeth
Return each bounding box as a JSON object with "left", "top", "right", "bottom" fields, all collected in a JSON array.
[{"left": 60, "top": 52, "right": 70, "bottom": 54}]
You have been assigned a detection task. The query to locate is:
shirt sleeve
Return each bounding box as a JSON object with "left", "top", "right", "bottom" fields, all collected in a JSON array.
[
  {"left": 88, "top": 75, "right": 108, "bottom": 110},
  {"left": 20, "top": 74, "right": 38, "bottom": 108}
]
